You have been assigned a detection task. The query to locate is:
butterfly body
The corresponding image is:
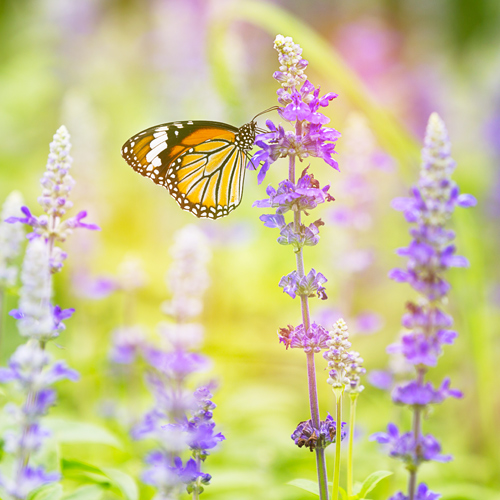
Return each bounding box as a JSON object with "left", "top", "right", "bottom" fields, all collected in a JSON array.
[{"left": 121, "top": 120, "right": 256, "bottom": 219}]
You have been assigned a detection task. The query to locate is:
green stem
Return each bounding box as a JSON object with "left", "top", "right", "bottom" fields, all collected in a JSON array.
[
  {"left": 347, "top": 393, "right": 358, "bottom": 497},
  {"left": 333, "top": 389, "right": 343, "bottom": 500}
]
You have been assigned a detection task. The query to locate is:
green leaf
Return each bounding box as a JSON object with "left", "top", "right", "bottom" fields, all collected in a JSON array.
[
  {"left": 357, "top": 471, "right": 393, "bottom": 499},
  {"left": 61, "top": 459, "right": 138, "bottom": 500},
  {"left": 61, "top": 459, "right": 110, "bottom": 484},
  {"left": 61, "top": 458, "right": 106, "bottom": 477},
  {"left": 287, "top": 479, "right": 320, "bottom": 496},
  {"left": 27, "top": 483, "right": 63, "bottom": 500},
  {"left": 44, "top": 418, "right": 122, "bottom": 449},
  {"left": 338, "top": 486, "right": 348, "bottom": 500},
  {"left": 62, "top": 485, "right": 106, "bottom": 500},
  {"left": 101, "top": 467, "right": 138, "bottom": 500}
]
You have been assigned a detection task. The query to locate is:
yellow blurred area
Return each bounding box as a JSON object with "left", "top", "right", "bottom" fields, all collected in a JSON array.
[{"left": 1, "top": 1, "right": 499, "bottom": 499}]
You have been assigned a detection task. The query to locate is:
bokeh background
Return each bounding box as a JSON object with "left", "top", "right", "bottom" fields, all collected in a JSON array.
[{"left": 1, "top": 0, "right": 499, "bottom": 499}]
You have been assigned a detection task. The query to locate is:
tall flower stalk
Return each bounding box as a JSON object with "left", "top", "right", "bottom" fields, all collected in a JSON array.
[
  {"left": 371, "top": 113, "right": 476, "bottom": 500},
  {"left": 0, "top": 126, "right": 98, "bottom": 499},
  {"left": 252, "top": 35, "right": 342, "bottom": 500},
  {"left": 125, "top": 225, "right": 224, "bottom": 499},
  {"left": 0, "top": 191, "right": 25, "bottom": 349}
]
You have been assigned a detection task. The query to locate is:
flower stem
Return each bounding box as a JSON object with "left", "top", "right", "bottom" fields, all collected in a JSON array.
[
  {"left": 306, "top": 351, "right": 329, "bottom": 499},
  {"left": 408, "top": 368, "right": 424, "bottom": 500},
  {"left": 347, "top": 393, "right": 358, "bottom": 497},
  {"left": 289, "top": 121, "right": 328, "bottom": 499},
  {"left": 332, "top": 389, "right": 343, "bottom": 500}
]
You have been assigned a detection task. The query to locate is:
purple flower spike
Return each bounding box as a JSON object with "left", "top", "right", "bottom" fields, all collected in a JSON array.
[{"left": 376, "top": 114, "right": 473, "bottom": 499}]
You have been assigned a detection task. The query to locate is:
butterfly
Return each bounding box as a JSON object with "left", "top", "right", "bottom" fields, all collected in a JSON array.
[{"left": 121, "top": 109, "right": 275, "bottom": 219}]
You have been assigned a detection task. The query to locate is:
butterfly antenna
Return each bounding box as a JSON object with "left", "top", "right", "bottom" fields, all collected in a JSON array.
[{"left": 252, "top": 105, "right": 280, "bottom": 121}]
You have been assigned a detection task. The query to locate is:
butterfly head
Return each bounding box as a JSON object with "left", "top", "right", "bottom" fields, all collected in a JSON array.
[{"left": 236, "top": 121, "right": 257, "bottom": 152}]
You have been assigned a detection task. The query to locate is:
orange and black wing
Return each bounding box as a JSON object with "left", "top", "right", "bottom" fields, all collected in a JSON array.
[{"left": 121, "top": 121, "right": 248, "bottom": 219}]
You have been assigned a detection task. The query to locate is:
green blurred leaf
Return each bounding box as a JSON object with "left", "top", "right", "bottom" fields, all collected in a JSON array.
[
  {"left": 287, "top": 478, "right": 319, "bottom": 496},
  {"left": 27, "top": 483, "right": 63, "bottom": 500},
  {"left": 62, "top": 460, "right": 138, "bottom": 500},
  {"left": 44, "top": 418, "right": 122, "bottom": 449},
  {"left": 61, "top": 458, "right": 108, "bottom": 479},
  {"left": 101, "top": 467, "right": 138, "bottom": 500},
  {"left": 62, "top": 485, "right": 106, "bottom": 500},
  {"left": 357, "top": 470, "right": 393, "bottom": 499}
]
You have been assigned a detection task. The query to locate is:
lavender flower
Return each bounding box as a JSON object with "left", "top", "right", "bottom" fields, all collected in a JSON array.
[
  {"left": 250, "top": 34, "right": 342, "bottom": 500},
  {"left": 277, "top": 322, "right": 331, "bottom": 353},
  {"left": 6, "top": 126, "right": 99, "bottom": 273},
  {"left": 0, "top": 191, "right": 25, "bottom": 289},
  {"left": 373, "top": 113, "right": 475, "bottom": 500},
  {"left": 10, "top": 239, "right": 54, "bottom": 341},
  {"left": 0, "top": 126, "right": 89, "bottom": 499},
  {"left": 0, "top": 341, "right": 78, "bottom": 499},
  {"left": 389, "top": 483, "right": 441, "bottom": 500},
  {"left": 128, "top": 225, "right": 223, "bottom": 498},
  {"left": 292, "top": 414, "right": 347, "bottom": 452}
]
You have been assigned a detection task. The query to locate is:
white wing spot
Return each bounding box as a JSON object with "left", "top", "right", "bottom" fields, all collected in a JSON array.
[{"left": 146, "top": 142, "right": 168, "bottom": 163}]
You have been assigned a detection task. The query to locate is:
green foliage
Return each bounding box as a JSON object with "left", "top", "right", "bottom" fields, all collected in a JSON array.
[
  {"left": 27, "top": 483, "right": 63, "bottom": 500},
  {"left": 288, "top": 471, "right": 391, "bottom": 500},
  {"left": 44, "top": 419, "right": 123, "bottom": 449},
  {"left": 61, "top": 459, "right": 138, "bottom": 500}
]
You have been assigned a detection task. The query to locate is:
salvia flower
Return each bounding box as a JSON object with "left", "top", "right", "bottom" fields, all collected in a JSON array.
[
  {"left": 374, "top": 114, "right": 474, "bottom": 499},
  {"left": 389, "top": 483, "right": 441, "bottom": 500},
  {"left": 371, "top": 423, "right": 451, "bottom": 467},
  {"left": 129, "top": 226, "right": 222, "bottom": 497},
  {"left": 0, "top": 126, "right": 86, "bottom": 499},
  {"left": 392, "top": 378, "right": 462, "bottom": 406},
  {"left": 292, "top": 414, "right": 347, "bottom": 452},
  {"left": 345, "top": 350, "right": 366, "bottom": 394},
  {"left": 277, "top": 322, "right": 331, "bottom": 352},
  {"left": 324, "top": 319, "right": 353, "bottom": 389},
  {"left": 0, "top": 191, "right": 25, "bottom": 289},
  {"left": 6, "top": 126, "right": 99, "bottom": 273},
  {"left": 10, "top": 239, "right": 54, "bottom": 340},
  {"left": 0, "top": 341, "right": 78, "bottom": 498},
  {"left": 252, "top": 35, "right": 345, "bottom": 499},
  {"left": 279, "top": 268, "right": 328, "bottom": 300},
  {"left": 389, "top": 114, "right": 476, "bottom": 301},
  {"left": 273, "top": 34, "right": 308, "bottom": 90}
]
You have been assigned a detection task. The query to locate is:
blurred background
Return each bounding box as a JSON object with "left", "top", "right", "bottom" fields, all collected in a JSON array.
[{"left": 0, "top": 0, "right": 499, "bottom": 499}]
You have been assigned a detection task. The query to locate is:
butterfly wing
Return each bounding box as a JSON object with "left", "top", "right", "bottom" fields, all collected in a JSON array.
[{"left": 121, "top": 121, "right": 248, "bottom": 219}]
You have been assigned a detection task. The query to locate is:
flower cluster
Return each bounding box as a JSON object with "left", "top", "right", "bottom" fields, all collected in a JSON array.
[
  {"left": 125, "top": 225, "right": 223, "bottom": 498},
  {"left": 0, "top": 342, "right": 78, "bottom": 497},
  {"left": 324, "top": 319, "right": 352, "bottom": 389},
  {"left": 292, "top": 414, "right": 347, "bottom": 452},
  {"left": 0, "top": 127, "right": 84, "bottom": 498},
  {"left": 6, "top": 126, "right": 99, "bottom": 273},
  {"left": 373, "top": 114, "right": 475, "bottom": 500},
  {"left": 0, "top": 191, "right": 25, "bottom": 289},
  {"left": 277, "top": 322, "right": 331, "bottom": 353}
]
